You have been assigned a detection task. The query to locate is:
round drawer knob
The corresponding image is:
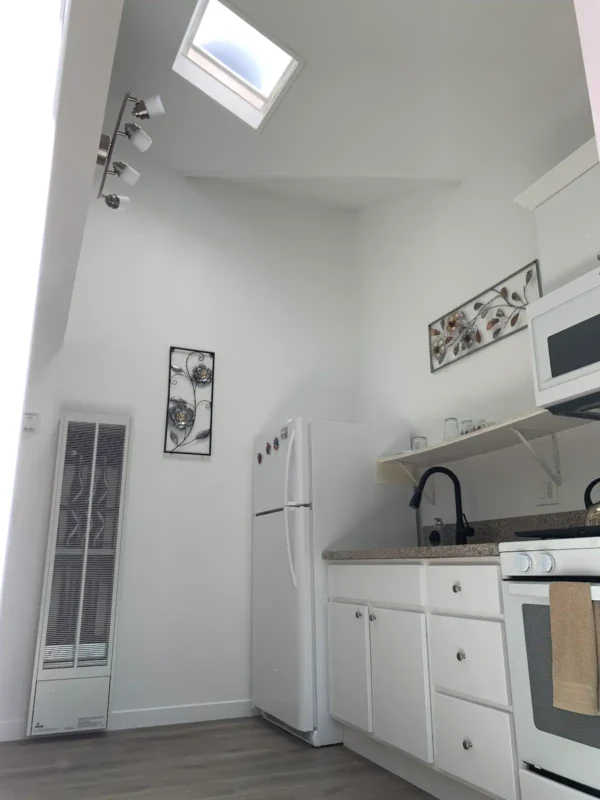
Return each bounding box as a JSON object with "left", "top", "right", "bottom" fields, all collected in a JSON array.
[
  {"left": 456, "top": 650, "right": 466, "bottom": 662},
  {"left": 462, "top": 739, "right": 473, "bottom": 751},
  {"left": 355, "top": 610, "right": 363, "bottom": 619},
  {"left": 369, "top": 613, "right": 377, "bottom": 622},
  {"left": 452, "top": 582, "right": 462, "bottom": 593}
]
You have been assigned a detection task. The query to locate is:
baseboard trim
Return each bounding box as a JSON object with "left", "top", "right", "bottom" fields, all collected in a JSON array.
[
  {"left": 0, "top": 719, "right": 26, "bottom": 742},
  {"left": 108, "top": 699, "right": 257, "bottom": 731},
  {"left": 344, "top": 728, "right": 487, "bottom": 800}
]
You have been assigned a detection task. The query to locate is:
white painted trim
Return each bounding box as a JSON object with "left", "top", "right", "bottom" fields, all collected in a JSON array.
[
  {"left": 0, "top": 719, "right": 26, "bottom": 742},
  {"left": 514, "top": 138, "right": 598, "bottom": 210},
  {"left": 108, "top": 699, "right": 257, "bottom": 731},
  {"left": 343, "top": 727, "right": 488, "bottom": 800}
]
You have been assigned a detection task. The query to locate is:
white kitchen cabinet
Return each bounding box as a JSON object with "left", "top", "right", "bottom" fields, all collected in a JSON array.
[
  {"left": 327, "top": 601, "right": 372, "bottom": 732},
  {"left": 370, "top": 608, "right": 433, "bottom": 762},
  {"left": 327, "top": 559, "right": 516, "bottom": 800},
  {"left": 535, "top": 163, "right": 600, "bottom": 289}
]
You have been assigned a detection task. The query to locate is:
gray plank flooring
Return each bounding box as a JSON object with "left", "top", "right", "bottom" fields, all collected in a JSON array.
[{"left": 0, "top": 717, "right": 435, "bottom": 799}]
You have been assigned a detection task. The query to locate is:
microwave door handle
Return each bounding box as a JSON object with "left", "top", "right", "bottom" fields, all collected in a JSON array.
[{"left": 284, "top": 428, "right": 296, "bottom": 507}]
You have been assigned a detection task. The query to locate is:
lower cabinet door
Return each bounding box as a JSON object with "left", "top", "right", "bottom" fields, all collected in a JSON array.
[
  {"left": 370, "top": 608, "right": 433, "bottom": 763},
  {"left": 327, "top": 602, "right": 373, "bottom": 732},
  {"left": 434, "top": 692, "right": 518, "bottom": 800}
]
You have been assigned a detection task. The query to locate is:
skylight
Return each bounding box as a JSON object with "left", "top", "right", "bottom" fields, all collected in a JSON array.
[{"left": 173, "top": 0, "right": 302, "bottom": 130}]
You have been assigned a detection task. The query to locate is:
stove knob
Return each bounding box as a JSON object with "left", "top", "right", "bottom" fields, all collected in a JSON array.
[
  {"left": 515, "top": 553, "right": 532, "bottom": 574},
  {"left": 537, "top": 552, "right": 555, "bottom": 574}
]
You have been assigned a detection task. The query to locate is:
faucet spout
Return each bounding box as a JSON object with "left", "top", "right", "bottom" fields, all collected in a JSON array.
[{"left": 409, "top": 466, "right": 474, "bottom": 546}]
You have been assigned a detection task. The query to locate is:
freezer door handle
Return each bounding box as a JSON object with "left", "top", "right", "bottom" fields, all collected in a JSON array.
[
  {"left": 284, "top": 428, "right": 296, "bottom": 507},
  {"left": 284, "top": 506, "right": 298, "bottom": 589}
]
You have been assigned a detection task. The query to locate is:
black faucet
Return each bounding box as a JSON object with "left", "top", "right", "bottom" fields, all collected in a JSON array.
[{"left": 409, "top": 466, "right": 474, "bottom": 546}]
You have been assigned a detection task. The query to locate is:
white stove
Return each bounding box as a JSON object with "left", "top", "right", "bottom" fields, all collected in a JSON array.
[
  {"left": 500, "top": 536, "right": 600, "bottom": 578},
  {"left": 501, "top": 535, "right": 600, "bottom": 797}
]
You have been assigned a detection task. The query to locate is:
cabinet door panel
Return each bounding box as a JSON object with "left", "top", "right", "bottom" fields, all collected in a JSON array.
[
  {"left": 327, "top": 602, "right": 372, "bottom": 732},
  {"left": 371, "top": 608, "right": 433, "bottom": 763}
]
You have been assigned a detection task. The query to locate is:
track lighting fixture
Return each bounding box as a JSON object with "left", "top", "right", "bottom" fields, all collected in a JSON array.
[
  {"left": 132, "top": 94, "right": 165, "bottom": 120},
  {"left": 103, "top": 194, "right": 130, "bottom": 210},
  {"left": 123, "top": 123, "right": 152, "bottom": 152},
  {"left": 96, "top": 90, "right": 165, "bottom": 209}
]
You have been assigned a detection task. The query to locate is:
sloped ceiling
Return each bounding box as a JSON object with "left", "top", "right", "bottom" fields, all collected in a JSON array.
[{"left": 107, "top": 0, "right": 589, "bottom": 207}]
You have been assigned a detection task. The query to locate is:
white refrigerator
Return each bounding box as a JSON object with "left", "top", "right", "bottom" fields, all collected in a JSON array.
[{"left": 251, "top": 418, "right": 416, "bottom": 746}]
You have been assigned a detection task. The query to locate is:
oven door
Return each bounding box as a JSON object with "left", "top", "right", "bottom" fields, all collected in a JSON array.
[{"left": 503, "top": 581, "right": 600, "bottom": 791}]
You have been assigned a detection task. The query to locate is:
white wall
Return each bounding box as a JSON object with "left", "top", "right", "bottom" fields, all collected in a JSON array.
[
  {"left": 0, "top": 159, "right": 358, "bottom": 737},
  {"left": 356, "top": 107, "right": 600, "bottom": 528}
]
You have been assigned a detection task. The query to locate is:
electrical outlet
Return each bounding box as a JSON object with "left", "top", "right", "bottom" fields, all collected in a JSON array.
[{"left": 537, "top": 479, "right": 559, "bottom": 506}]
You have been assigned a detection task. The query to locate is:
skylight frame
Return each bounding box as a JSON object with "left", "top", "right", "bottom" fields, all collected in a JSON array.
[{"left": 173, "top": 0, "right": 304, "bottom": 130}]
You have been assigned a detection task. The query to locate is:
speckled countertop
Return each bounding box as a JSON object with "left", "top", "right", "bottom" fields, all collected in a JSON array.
[
  {"left": 323, "top": 542, "right": 499, "bottom": 561},
  {"left": 324, "top": 509, "right": 588, "bottom": 562}
]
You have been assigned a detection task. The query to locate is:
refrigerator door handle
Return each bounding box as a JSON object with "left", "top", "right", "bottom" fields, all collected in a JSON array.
[
  {"left": 284, "top": 506, "right": 298, "bottom": 589},
  {"left": 284, "top": 427, "right": 296, "bottom": 506}
]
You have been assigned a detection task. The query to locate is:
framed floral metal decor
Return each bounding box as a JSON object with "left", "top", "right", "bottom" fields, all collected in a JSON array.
[
  {"left": 428, "top": 260, "right": 541, "bottom": 373},
  {"left": 164, "top": 347, "right": 215, "bottom": 456}
]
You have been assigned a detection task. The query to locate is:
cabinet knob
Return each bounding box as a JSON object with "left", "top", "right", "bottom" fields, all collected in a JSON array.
[
  {"left": 369, "top": 613, "right": 376, "bottom": 622},
  {"left": 452, "top": 581, "right": 462, "bottom": 593},
  {"left": 462, "top": 739, "right": 473, "bottom": 750},
  {"left": 355, "top": 610, "right": 363, "bottom": 619},
  {"left": 456, "top": 650, "right": 466, "bottom": 662}
]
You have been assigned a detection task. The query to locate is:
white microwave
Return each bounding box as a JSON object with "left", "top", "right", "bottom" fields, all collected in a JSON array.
[{"left": 528, "top": 267, "right": 600, "bottom": 419}]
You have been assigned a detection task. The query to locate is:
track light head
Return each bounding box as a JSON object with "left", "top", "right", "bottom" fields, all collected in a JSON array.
[
  {"left": 124, "top": 122, "right": 152, "bottom": 153},
  {"left": 113, "top": 160, "right": 140, "bottom": 187},
  {"left": 104, "top": 194, "right": 130, "bottom": 210},
  {"left": 132, "top": 94, "right": 165, "bottom": 120}
]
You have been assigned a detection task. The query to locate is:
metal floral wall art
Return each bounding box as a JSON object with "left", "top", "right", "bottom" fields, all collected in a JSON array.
[
  {"left": 164, "top": 347, "right": 215, "bottom": 455},
  {"left": 428, "top": 260, "right": 541, "bottom": 373}
]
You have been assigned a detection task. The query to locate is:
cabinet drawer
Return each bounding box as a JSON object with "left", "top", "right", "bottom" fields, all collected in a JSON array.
[
  {"left": 427, "top": 564, "right": 501, "bottom": 615},
  {"left": 430, "top": 615, "right": 509, "bottom": 706},
  {"left": 434, "top": 693, "right": 517, "bottom": 800},
  {"left": 328, "top": 564, "right": 423, "bottom": 606},
  {"left": 520, "top": 770, "right": 592, "bottom": 800}
]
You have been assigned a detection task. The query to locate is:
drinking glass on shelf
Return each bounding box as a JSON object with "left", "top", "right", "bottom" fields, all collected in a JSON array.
[
  {"left": 411, "top": 436, "right": 428, "bottom": 451},
  {"left": 461, "top": 419, "right": 474, "bottom": 435},
  {"left": 475, "top": 419, "right": 487, "bottom": 431},
  {"left": 444, "top": 418, "right": 459, "bottom": 440}
]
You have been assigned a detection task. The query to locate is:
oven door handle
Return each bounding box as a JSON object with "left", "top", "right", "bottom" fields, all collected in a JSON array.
[{"left": 508, "top": 583, "right": 600, "bottom": 600}]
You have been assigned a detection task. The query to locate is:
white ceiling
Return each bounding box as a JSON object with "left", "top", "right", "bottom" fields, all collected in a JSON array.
[{"left": 108, "top": 0, "right": 590, "bottom": 208}]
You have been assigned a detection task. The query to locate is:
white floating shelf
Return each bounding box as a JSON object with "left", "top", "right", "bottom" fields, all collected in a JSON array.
[{"left": 379, "top": 409, "right": 590, "bottom": 478}]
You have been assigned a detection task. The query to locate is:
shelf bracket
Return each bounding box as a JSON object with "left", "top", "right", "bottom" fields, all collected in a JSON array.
[
  {"left": 392, "top": 461, "right": 435, "bottom": 505},
  {"left": 509, "top": 429, "right": 562, "bottom": 485}
]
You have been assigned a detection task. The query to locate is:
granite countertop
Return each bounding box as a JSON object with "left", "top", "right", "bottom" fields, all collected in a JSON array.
[{"left": 323, "top": 542, "right": 500, "bottom": 561}]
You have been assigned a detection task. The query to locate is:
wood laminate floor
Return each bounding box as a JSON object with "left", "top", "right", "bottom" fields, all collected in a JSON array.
[{"left": 0, "top": 717, "right": 435, "bottom": 799}]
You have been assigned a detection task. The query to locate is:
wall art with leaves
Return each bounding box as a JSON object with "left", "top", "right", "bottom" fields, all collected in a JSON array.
[
  {"left": 164, "top": 347, "right": 215, "bottom": 455},
  {"left": 428, "top": 260, "right": 541, "bottom": 373}
]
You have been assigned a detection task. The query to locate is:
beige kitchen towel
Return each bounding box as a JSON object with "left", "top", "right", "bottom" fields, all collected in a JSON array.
[{"left": 550, "top": 582, "right": 600, "bottom": 715}]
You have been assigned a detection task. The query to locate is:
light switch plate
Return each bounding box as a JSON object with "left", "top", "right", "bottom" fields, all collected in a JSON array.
[
  {"left": 537, "top": 479, "right": 559, "bottom": 506},
  {"left": 22, "top": 412, "right": 40, "bottom": 434}
]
